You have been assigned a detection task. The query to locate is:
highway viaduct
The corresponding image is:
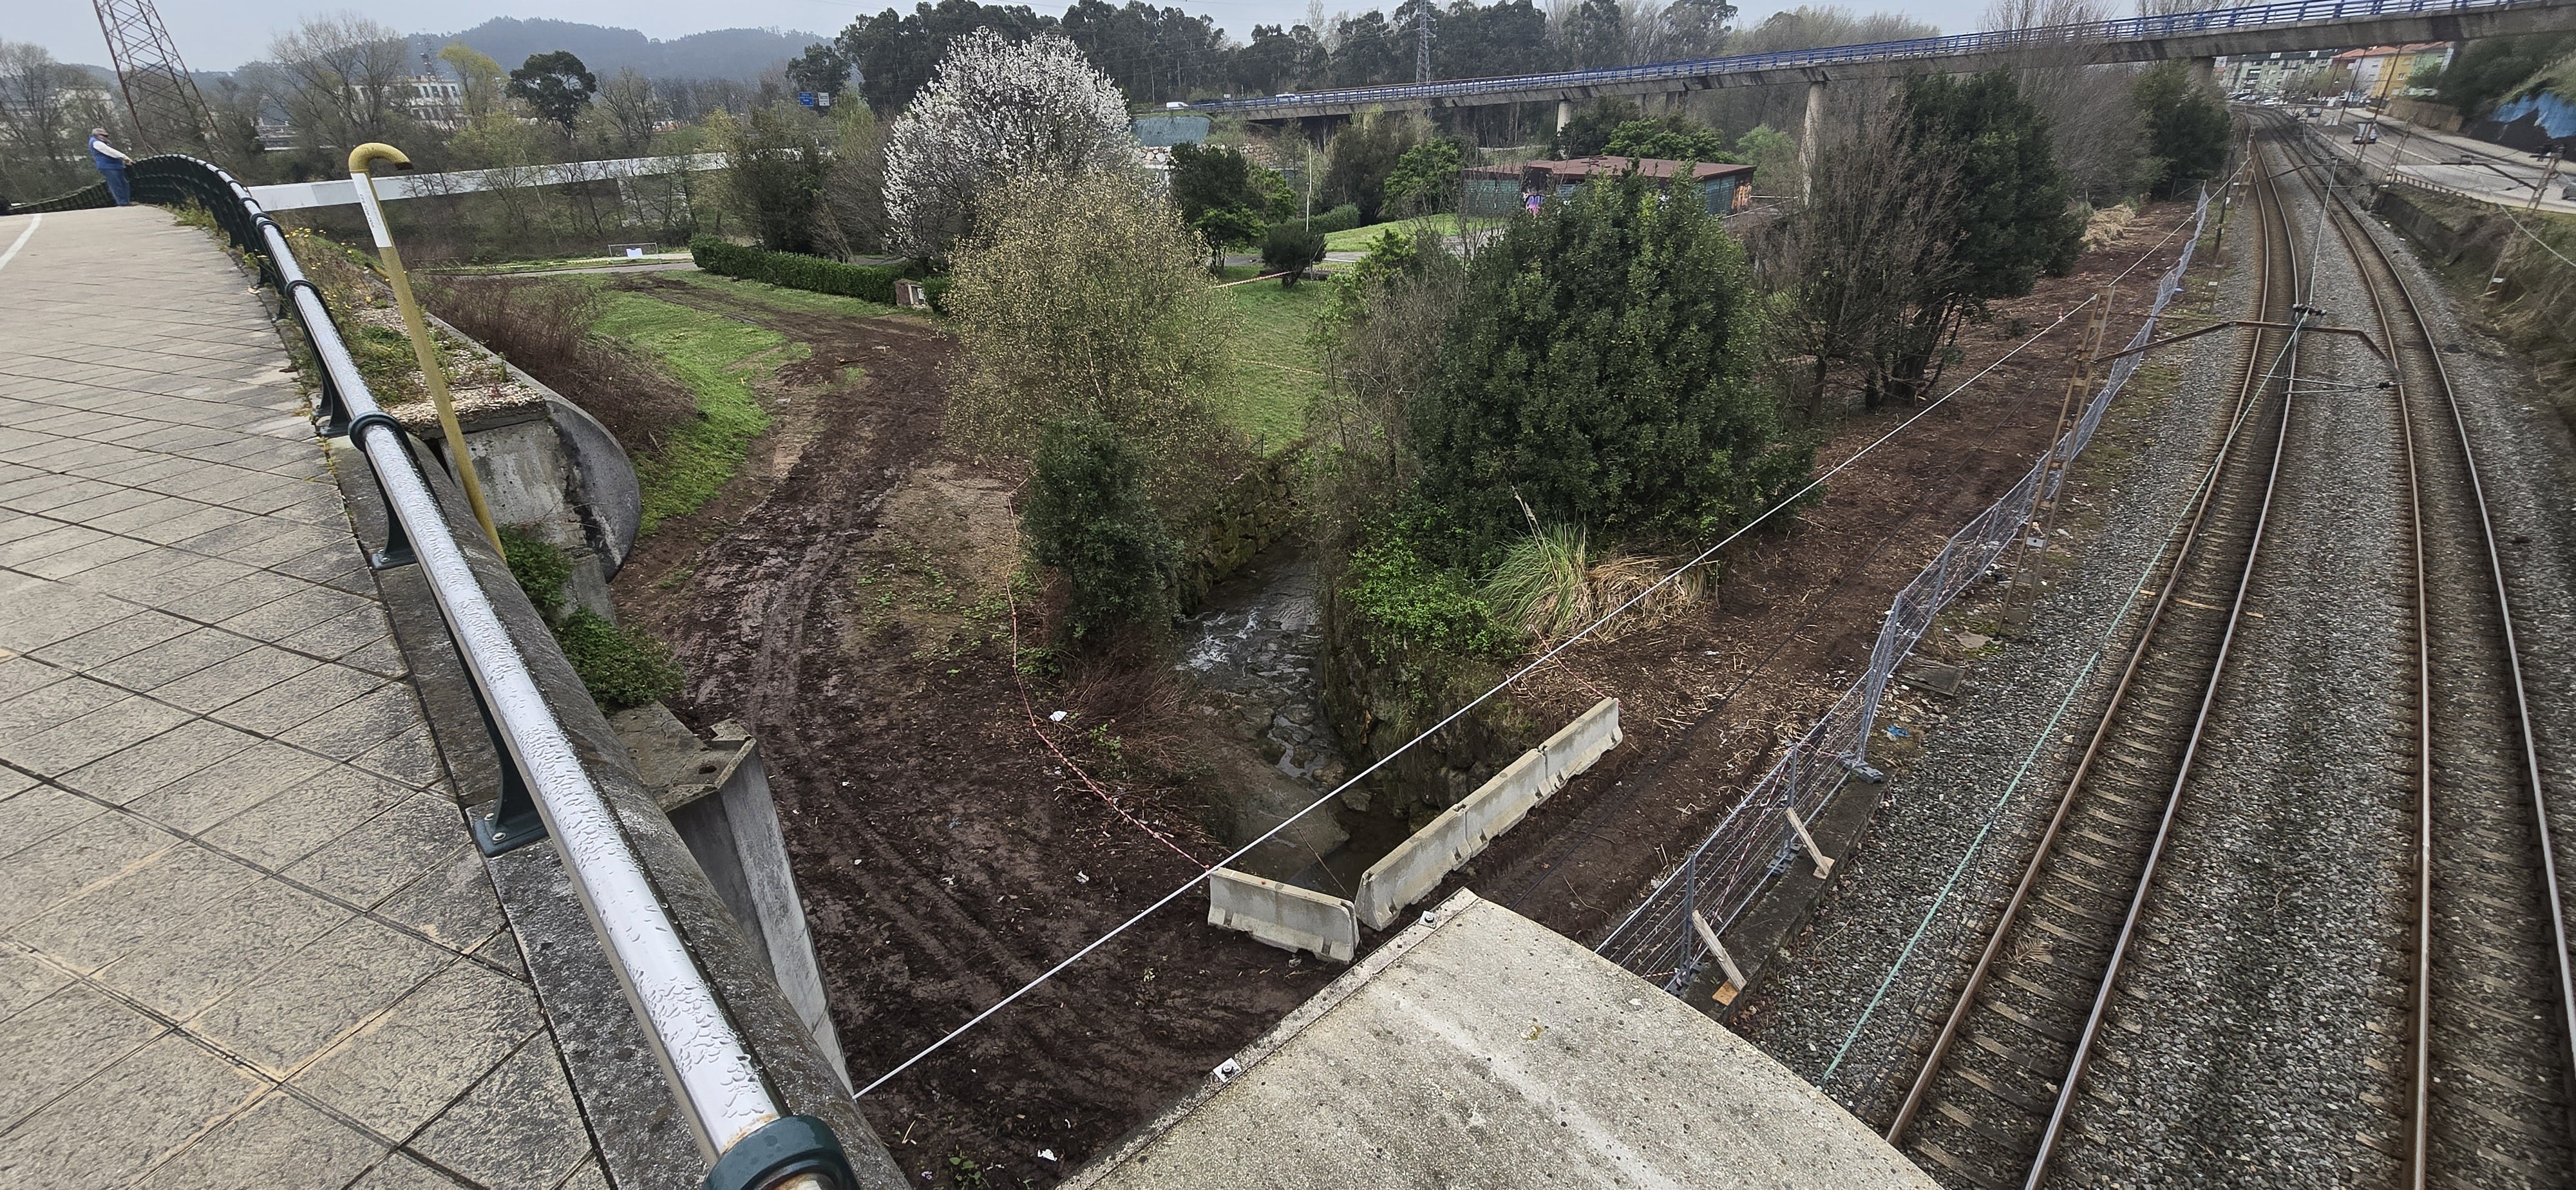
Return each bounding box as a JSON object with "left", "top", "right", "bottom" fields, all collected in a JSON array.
[{"left": 1195, "top": 0, "right": 2576, "bottom": 132}]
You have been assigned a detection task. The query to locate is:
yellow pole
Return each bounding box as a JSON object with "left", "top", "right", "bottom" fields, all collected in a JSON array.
[{"left": 346, "top": 142, "right": 503, "bottom": 553}]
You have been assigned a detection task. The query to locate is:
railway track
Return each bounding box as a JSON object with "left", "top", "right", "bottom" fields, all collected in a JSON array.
[
  {"left": 2282, "top": 115, "right": 2576, "bottom": 1189},
  {"left": 1879, "top": 131, "right": 2310, "bottom": 1190}
]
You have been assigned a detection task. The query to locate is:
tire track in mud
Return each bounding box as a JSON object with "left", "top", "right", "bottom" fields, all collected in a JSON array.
[{"left": 604, "top": 281, "right": 1335, "bottom": 1184}]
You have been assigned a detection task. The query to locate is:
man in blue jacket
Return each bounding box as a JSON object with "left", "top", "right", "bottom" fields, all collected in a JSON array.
[{"left": 88, "top": 129, "right": 133, "bottom": 206}]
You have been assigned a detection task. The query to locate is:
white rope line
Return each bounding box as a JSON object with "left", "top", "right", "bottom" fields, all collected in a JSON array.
[
  {"left": 851, "top": 289, "right": 2105, "bottom": 1098},
  {"left": 0, "top": 214, "right": 42, "bottom": 274}
]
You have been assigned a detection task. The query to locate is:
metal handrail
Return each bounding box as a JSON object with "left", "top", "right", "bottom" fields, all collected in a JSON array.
[
  {"left": 1195, "top": 0, "right": 2533, "bottom": 113},
  {"left": 52, "top": 156, "right": 853, "bottom": 1190}
]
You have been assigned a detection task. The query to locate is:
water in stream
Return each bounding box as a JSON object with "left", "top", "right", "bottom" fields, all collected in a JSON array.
[{"left": 1175, "top": 542, "right": 1410, "bottom": 894}]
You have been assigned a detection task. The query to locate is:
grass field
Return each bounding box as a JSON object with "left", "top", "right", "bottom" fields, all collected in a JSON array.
[
  {"left": 591, "top": 292, "right": 791, "bottom": 533},
  {"left": 428, "top": 252, "right": 690, "bottom": 276},
  {"left": 1321, "top": 213, "right": 1504, "bottom": 253},
  {"left": 667, "top": 271, "right": 908, "bottom": 320},
  {"left": 1217, "top": 270, "right": 1329, "bottom": 452}
]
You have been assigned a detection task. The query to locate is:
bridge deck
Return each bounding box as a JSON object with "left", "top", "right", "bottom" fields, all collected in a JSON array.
[{"left": 0, "top": 207, "right": 604, "bottom": 1189}]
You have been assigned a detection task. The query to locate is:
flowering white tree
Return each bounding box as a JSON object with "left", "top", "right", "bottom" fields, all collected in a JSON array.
[{"left": 881, "top": 29, "right": 1135, "bottom": 260}]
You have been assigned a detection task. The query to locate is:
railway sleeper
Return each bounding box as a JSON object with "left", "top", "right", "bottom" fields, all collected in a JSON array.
[
  {"left": 2434, "top": 1082, "right": 2576, "bottom": 1148},
  {"left": 2037, "top": 890, "right": 2127, "bottom": 927},
  {"left": 1978, "top": 994, "right": 2081, "bottom": 1046},
  {"left": 1905, "top": 1140, "right": 2015, "bottom": 1190},
  {"left": 2434, "top": 1052, "right": 2566, "bottom": 1104},
  {"left": 2029, "top": 914, "right": 2115, "bottom": 952},
  {"left": 1956, "top": 1063, "right": 2058, "bottom": 1117},
  {"left": 1967, "top": 1028, "right": 2072, "bottom": 1084},
  {"left": 1931, "top": 1099, "right": 2041, "bottom": 1153}
]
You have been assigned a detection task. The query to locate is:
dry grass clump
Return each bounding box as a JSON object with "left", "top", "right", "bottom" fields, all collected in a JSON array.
[
  {"left": 418, "top": 276, "right": 697, "bottom": 457},
  {"left": 1483, "top": 523, "right": 1714, "bottom": 643},
  {"left": 2081, "top": 203, "right": 2137, "bottom": 252}
]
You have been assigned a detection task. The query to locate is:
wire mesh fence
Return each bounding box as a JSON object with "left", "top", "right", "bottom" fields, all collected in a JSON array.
[{"left": 1596, "top": 188, "right": 2214, "bottom": 992}]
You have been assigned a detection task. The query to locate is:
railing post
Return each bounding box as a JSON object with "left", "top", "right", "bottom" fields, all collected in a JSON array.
[
  {"left": 464, "top": 667, "right": 549, "bottom": 856},
  {"left": 344, "top": 414, "right": 417, "bottom": 569}
]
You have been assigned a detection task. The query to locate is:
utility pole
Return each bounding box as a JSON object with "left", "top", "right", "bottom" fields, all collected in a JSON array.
[
  {"left": 90, "top": 0, "right": 215, "bottom": 152},
  {"left": 2532, "top": 146, "right": 2564, "bottom": 211},
  {"left": 1416, "top": 5, "right": 1434, "bottom": 86}
]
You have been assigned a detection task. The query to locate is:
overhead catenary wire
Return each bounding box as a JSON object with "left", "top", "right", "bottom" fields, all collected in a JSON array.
[{"left": 851, "top": 289, "right": 2105, "bottom": 1098}]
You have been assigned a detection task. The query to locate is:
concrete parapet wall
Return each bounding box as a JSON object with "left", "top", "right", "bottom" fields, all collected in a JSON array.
[
  {"left": 350, "top": 440, "right": 905, "bottom": 1189},
  {"left": 1354, "top": 698, "right": 1620, "bottom": 930},
  {"left": 1208, "top": 869, "right": 1358, "bottom": 962}
]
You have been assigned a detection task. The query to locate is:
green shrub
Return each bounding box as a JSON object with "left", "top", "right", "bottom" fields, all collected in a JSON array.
[
  {"left": 1260, "top": 223, "right": 1327, "bottom": 287},
  {"left": 1410, "top": 169, "right": 1801, "bottom": 554},
  {"left": 1306, "top": 203, "right": 1365, "bottom": 234},
  {"left": 921, "top": 276, "right": 952, "bottom": 314},
  {"left": 555, "top": 609, "right": 685, "bottom": 710},
  {"left": 1341, "top": 534, "right": 1516, "bottom": 663},
  {"left": 688, "top": 236, "right": 902, "bottom": 303},
  {"left": 1023, "top": 418, "right": 1181, "bottom": 641},
  {"left": 1482, "top": 523, "right": 1592, "bottom": 640},
  {"left": 497, "top": 525, "right": 571, "bottom": 619}
]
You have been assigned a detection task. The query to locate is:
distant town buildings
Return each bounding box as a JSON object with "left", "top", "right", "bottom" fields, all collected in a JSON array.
[
  {"left": 2219, "top": 49, "right": 2336, "bottom": 96},
  {"left": 2329, "top": 42, "right": 2457, "bottom": 99},
  {"left": 399, "top": 53, "right": 466, "bottom": 131},
  {"left": 2221, "top": 42, "right": 2455, "bottom": 100}
]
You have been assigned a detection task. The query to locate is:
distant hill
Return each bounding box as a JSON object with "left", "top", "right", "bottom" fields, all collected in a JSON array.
[{"left": 431, "top": 18, "right": 830, "bottom": 82}]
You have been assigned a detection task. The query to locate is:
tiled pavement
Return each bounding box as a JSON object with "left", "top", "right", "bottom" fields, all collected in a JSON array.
[{"left": 0, "top": 207, "right": 607, "bottom": 1187}]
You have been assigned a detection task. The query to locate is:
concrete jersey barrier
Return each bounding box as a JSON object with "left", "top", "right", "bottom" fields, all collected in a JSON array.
[
  {"left": 1354, "top": 698, "right": 1621, "bottom": 930},
  {"left": 1208, "top": 869, "right": 1359, "bottom": 961}
]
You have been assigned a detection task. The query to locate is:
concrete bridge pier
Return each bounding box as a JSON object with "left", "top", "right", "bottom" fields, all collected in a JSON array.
[
  {"left": 1801, "top": 77, "right": 1829, "bottom": 200},
  {"left": 2190, "top": 55, "right": 2218, "bottom": 88},
  {"left": 1557, "top": 99, "right": 1575, "bottom": 131}
]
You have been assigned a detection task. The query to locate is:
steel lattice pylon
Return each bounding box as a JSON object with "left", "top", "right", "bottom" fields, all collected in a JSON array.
[{"left": 91, "top": 0, "right": 214, "bottom": 152}]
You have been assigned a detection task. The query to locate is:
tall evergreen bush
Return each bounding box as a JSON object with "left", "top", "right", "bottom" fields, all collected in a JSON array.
[
  {"left": 1023, "top": 418, "right": 1182, "bottom": 639},
  {"left": 1407, "top": 170, "right": 1804, "bottom": 556}
]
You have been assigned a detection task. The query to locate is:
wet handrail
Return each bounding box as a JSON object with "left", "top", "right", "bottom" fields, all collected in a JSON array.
[{"left": 33, "top": 156, "right": 854, "bottom": 1190}]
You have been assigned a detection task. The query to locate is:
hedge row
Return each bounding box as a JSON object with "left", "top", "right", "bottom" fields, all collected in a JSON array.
[
  {"left": 688, "top": 236, "right": 911, "bottom": 305},
  {"left": 1307, "top": 204, "right": 1366, "bottom": 234}
]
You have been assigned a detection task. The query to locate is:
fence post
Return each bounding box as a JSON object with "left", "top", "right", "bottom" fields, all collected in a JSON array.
[{"left": 1693, "top": 910, "right": 1748, "bottom": 1005}]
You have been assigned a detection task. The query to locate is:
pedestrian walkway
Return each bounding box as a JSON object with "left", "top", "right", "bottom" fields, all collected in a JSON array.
[
  {"left": 2306, "top": 110, "right": 2576, "bottom": 215},
  {"left": 0, "top": 205, "right": 606, "bottom": 1189}
]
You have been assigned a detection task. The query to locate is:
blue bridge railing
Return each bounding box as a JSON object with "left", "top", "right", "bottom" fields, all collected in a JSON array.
[{"left": 1195, "top": 0, "right": 2532, "bottom": 113}]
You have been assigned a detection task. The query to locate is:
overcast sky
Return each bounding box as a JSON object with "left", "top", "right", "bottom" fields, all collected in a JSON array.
[{"left": 24, "top": 0, "right": 1998, "bottom": 73}]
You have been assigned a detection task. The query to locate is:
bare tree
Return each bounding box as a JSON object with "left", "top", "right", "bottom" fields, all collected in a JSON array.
[
  {"left": 265, "top": 14, "right": 415, "bottom": 165},
  {"left": 1753, "top": 86, "right": 1962, "bottom": 419},
  {"left": 1984, "top": 0, "right": 2146, "bottom": 205},
  {"left": 587, "top": 69, "right": 665, "bottom": 157},
  {"left": 0, "top": 41, "right": 120, "bottom": 200},
  {"left": 1311, "top": 245, "right": 1468, "bottom": 552}
]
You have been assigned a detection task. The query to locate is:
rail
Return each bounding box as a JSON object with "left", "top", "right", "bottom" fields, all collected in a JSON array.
[
  {"left": 1882, "top": 129, "right": 2299, "bottom": 1186},
  {"left": 24, "top": 157, "right": 856, "bottom": 1190},
  {"left": 1194, "top": 0, "right": 2538, "bottom": 114},
  {"left": 2306, "top": 119, "right": 2576, "bottom": 1173}
]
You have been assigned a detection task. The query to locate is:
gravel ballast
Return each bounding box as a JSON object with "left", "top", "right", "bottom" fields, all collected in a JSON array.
[{"left": 1732, "top": 139, "right": 2576, "bottom": 1188}]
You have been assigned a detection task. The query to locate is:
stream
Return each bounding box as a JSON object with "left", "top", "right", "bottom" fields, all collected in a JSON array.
[{"left": 1175, "top": 542, "right": 1410, "bottom": 894}]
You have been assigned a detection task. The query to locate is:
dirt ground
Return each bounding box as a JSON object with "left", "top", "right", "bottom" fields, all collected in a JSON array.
[
  {"left": 1437, "top": 200, "right": 2206, "bottom": 949},
  {"left": 605, "top": 201, "right": 2201, "bottom": 1185},
  {"left": 601, "top": 278, "right": 1338, "bottom": 1187}
]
